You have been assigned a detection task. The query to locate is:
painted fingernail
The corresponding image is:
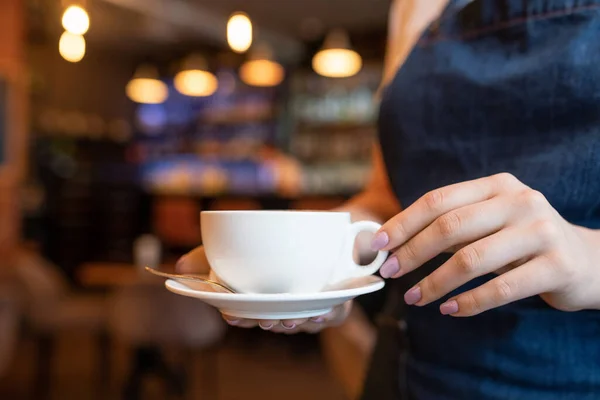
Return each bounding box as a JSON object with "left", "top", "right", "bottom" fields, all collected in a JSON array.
[
  {"left": 259, "top": 322, "right": 273, "bottom": 330},
  {"left": 371, "top": 231, "right": 389, "bottom": 251},
  {"left": 380, "top": 257, "right": 400, "bottom": 278},
  {"left": 404, "top": 286, "right": 422, "bottom": 305},
  {"left": 282, "top": 322, "right": 296, "bottom": 330},
  {"left": 310, "top": 317, "right": 325, "bottom": 323},
  {"left": 440, "top": 300, "right": 459, "bottom": 315}
]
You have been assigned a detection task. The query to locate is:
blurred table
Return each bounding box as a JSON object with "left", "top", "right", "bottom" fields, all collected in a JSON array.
[
  {"left": 78, "top": 262, "right": 174, "bottom": 288},
  {"left": 77, "top": 261, "right": 200, "bottom": 398}
]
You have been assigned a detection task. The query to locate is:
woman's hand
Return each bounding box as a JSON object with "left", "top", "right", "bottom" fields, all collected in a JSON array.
[
  {"left": 371, "top": 173, "right": 600, "bottom": 317},
  {"left": 176, "top": 247, "right": 352, "bottom": 332}
]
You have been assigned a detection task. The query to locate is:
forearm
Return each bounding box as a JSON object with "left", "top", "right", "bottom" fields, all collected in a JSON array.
[{"left": 336, "top": 143, "right": 401, "bottom": 222}]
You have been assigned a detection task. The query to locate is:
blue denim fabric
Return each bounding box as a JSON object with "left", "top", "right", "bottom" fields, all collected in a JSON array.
[{"left": 377, "top": 0, "right": 600, "bottom": 399}]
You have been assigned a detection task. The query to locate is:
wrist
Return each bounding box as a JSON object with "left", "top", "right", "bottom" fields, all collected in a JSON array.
[
  {"left": 590, "top": 229, "right": 600, "bottom": 309},
  {"left": 575, "top": 226, "right": 600, "bottom": 309}
]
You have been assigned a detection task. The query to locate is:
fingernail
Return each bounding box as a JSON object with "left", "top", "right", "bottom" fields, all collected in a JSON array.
[
  {"left": 404, "top": 286, "right": 422, "bottom": 305},
  {"left": 440, "top": 300, "right": 459, "bottom": 315},
  {"left": 259, "top": 322, "right": 273, "bottom": 330},
  {"left": 380, "top": 257, "right": 400, "bottom": 278},
  {"left": 282, "top": 322, "right": 296, "bottom": 330},
  {"left": 310, "top": 317, "right": 325, "bottom": 323},
  {"left": 226, "top": 319, "right": 240, "bottom": 326},
  {"left": 371, "top": 231, "right": 389, "bottom": 251}
]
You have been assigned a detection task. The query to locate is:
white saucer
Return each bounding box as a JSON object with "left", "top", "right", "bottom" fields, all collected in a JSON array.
[{"left": 164, "top": 275, "right": 385, "bottom": 320}]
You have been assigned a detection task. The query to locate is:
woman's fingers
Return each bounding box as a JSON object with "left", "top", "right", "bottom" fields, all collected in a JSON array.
[
  {"left": 382, "top": 197, "right": 512, "bottom": 278},
  {"left": 222, "top": 302, "right": 352, "bottom": 334},
  {"left": 413, "top": 223, "right": 552, "bottom": 306},
  {"left": 176, "top": 246, "right": 210, "bottom": 274},
  {"left": 440, "top": 255, "right": 561, "bottom": 317},
  {"left": 222, "top": 314, "right": 259, "bottom": 328},
  {"left": 258, "top": 319, "right": 281, "bottom": 330},
  {"left": 372, "top": 173, "right": 523, "bottom": 251},
  {"left": 317, "top": 301, "right": 353, "bottom": 326},
  {"left": 269, "top": 318, "right": 309, "bottom": 333}
]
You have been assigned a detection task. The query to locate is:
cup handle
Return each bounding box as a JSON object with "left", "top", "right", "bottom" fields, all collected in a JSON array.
[{"left": 330, "top": 220, "right": 389, "bottom": 284}]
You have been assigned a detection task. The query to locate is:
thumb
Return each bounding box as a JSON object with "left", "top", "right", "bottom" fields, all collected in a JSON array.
[{"left": 176, "top": 246, "right": 211, "bottom": 274}]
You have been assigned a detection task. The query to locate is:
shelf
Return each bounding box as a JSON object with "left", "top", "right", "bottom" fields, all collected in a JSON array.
[
  {"left": 296, "top": 122, "right": 375, "bottom": 132},
  {"left": 145, "top": 191, "right": 357, "bottom": 201},
  {"left": 200, "top": 108, "right": 275, "bottom": 126}
]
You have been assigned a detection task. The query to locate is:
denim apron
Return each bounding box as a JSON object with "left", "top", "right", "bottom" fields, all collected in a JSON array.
[{"left": 363, "top": 1, "right": 600, "bottom": 399}]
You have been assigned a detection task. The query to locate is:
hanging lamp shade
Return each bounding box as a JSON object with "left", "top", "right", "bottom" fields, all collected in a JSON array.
[
  {"left": 126, "top": 64, "right": 168, "bottom": 104},
  {"left": 312, "top": 29, "right": 362, "bottom": 78},
  {"left": 174, "top": 54, "right": 218, "bottom": 97},
  {"left": 239, "top": 43, "right": 285, "bottom": 87}
]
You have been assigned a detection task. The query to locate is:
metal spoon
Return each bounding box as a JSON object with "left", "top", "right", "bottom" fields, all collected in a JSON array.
[{"left": 144, "top": 266, "right": 236, "bottom": 293}]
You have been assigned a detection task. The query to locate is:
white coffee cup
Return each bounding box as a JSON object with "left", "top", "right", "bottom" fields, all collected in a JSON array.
[{"left": 200, "top": 210, "right": 389, "bottom": 294}]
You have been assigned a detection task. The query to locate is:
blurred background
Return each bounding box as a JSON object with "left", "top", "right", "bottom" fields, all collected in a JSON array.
[{"left": 0, "top": 0, "right": 391, "bottom": 398}]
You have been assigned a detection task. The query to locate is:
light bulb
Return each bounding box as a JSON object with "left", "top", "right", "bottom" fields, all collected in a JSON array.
[
  {"left": 227, "top": 12, "right": 252, "bottom": 53},
  {"left": 62, "top": 5, "right": 90, "bottom": 35},
  {"left": 59, "top": 32, "right": 86, "bottom": 63}
]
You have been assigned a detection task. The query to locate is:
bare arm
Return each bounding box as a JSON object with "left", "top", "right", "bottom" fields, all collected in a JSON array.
[
  {"left": 334, "top": 143, "right": 401, "bottom": 259},
  {"left": 339, "top": 144, "right": 401, "bottom": 221}
]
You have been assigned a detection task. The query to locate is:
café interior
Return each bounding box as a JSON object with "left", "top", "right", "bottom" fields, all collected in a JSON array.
[{"left": 0, "top": 0, "right": 392, "bottom": 398}]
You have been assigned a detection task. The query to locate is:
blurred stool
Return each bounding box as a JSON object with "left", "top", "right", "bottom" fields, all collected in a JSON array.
[
  {"left": 108, "top": 280, "right": 226, "bottom": 399},
  {"left": 12, "top": 249, "right": 109, "bottom": 399}
]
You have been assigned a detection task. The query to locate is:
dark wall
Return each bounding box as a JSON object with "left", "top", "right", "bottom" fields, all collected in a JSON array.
[
  {"left": 29, "top": 40, "right": 137, "bottom": 121},
  {"left": 26, "top": 40, "right": 148, "bottom": 276}
]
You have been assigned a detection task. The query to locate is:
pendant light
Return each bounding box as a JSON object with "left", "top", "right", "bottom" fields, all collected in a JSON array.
[
  {"left": 174, "top": 54, "right": 218, "bottom": 97},
  {"left": 239, "top": 43, "right": 285, "bottom": 87},
  {"left": 126, "top": 65, "right": 168, "bottom": 104},
  {"left": 227, "top": 12, "right": 252, "bottom": 53},
  {"left": 59, "top": 31, "right": 86, "bottom": 63},
  {"left": 312, "top": 29, "right": 362, "bottom": 78},
  {"left": 62, "top": 4, "right": 90, "bottom": 35}
]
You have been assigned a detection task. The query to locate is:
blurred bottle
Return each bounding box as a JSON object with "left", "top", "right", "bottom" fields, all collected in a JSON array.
[{"left": 133, "top": 234, "right": 162, "bottom": 269}]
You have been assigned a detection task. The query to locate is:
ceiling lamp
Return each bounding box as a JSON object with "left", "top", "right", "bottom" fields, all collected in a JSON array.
[
  {"left": 312, "top": 29, "right": 362, "bottom": 78},
  {"left": 239, "top": 43, "right": 285, "bottom": 87},
  {"left": 62, "top": 5, "right": 90, "bottom": 35},
  {"left": 174, "top": 54, "right": 218, "bottom": 97},
  {"left": 59, "top": 31, "right": 86, "bottom": 63},
  {"left": 126, "top": 65, "right": 168, "bottom": 104},
  {"left": 227, "top": 12, "right": 252, "bottom": 53}
]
